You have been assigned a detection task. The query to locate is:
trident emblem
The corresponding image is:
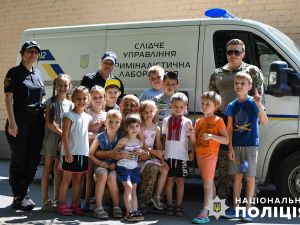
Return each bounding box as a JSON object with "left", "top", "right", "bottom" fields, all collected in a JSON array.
[{"left": 80, "top": 55, "right": 89, "bottom": 69}]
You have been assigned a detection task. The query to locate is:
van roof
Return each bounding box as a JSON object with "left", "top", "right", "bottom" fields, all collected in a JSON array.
[{"left": 24, "top": 18, "right": 272, "bottom": 35}]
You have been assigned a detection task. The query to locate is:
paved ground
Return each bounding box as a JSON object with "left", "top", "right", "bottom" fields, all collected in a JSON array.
[{"left": 0, "top": 159, "right": 299, "bottom": 224}]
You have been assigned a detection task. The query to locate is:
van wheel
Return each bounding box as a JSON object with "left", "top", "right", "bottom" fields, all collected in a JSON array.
[{"left": 275, "top": 152, "right": 300, "bottom": 199}]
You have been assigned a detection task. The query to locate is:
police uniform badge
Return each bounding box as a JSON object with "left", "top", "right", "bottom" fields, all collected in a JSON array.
[
  {"left": 80, "top": 55, "right": 89, "bottom": 69},
  {"left": 4, "top": 78, "right": 11, "bottom": 88}
]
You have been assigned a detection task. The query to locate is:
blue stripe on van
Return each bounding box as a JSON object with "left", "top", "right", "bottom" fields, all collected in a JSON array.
[
  {"left": 50, "top": 64, "right": 64, "bottom": 75},
  {"left": 266, "top": 114, "right": 298, "bottom": 118}
]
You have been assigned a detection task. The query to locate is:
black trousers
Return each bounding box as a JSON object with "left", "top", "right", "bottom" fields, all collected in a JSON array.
[{"left": 5, "top": 108, "right": 45, "bottom": 197}]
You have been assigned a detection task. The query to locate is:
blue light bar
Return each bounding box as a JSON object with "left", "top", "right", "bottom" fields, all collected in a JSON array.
[{"left": 205, "top": 8, "right": 237, "bottom": 18}]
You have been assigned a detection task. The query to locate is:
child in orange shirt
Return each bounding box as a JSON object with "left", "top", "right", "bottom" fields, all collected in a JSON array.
[{"left": 188, "top": 91, "right": 229, "bottom": 224}]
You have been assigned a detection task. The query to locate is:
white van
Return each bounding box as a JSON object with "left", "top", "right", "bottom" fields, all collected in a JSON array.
[{"left": 16, "top": 10, "right": 300, "bottom": 199}]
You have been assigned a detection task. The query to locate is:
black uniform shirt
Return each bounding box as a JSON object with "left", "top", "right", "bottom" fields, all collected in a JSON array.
[
  {"left": 4, "top": 63, "right": 46, "bottom": 109},
  {"left": 105, "top": 104, "right": 120, "bottom": 112},
  {"left": 80, "top": 70, "right": 124, "bottom": 99}
]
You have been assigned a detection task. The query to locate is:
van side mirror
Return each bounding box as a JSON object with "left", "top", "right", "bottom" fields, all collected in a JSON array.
[{"left": 267, "top": 61, "right": 300, "bottom": 97}]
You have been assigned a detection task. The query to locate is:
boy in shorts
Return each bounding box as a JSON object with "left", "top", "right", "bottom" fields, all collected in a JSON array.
[
  {"left": 105, "top": 79, "right": 121, "bottom": 112},
  {"left": 225, "top": 72, "right": 268, "bottom": 222},
  {"left": 139, "top": 65, "right": 165, "bottom": 102},
  {"left": 189, "top": 91, "right": 229, "bottom": 224},
  {"left": 162, "top": 92, "right": 195, "bottom": 217},
  {"left": 89, "top": 109, "right": 123, "bottom": 218}
]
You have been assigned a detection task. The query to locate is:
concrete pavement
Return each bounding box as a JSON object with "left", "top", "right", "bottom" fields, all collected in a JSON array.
[{"left": 0, "top": 159, "right": 299, "bottom": 224}]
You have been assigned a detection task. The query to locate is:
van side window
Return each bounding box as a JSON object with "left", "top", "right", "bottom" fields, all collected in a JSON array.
[
  {"left": 253, "top": 34, "right": 289, "bottom": 92},
  {"left": 214, "top": 31, "right": 291, "bottom": 94},
  {"left": 213, "top": 31, "right": 254, "bottom": 68}
]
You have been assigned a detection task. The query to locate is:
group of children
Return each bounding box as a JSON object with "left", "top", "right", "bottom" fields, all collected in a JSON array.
[{"left": 39, "top": 64, "right": 267, "bottom": 223}]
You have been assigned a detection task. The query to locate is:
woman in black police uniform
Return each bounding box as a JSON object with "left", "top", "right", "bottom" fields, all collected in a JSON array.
[{"left": 4, "top": 41, "right": 46, "bottom": 211}]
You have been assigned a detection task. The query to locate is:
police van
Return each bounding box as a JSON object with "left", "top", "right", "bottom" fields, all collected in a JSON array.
[{"left": 16, "top": 9, "right": 300, "bottom": 199}]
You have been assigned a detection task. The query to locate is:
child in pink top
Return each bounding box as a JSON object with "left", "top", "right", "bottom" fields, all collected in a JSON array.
[
  {"left": 139, "top": 100, "right": 169, "bottom": 210},
  {"left": 81, "top": 85, "right": 107, "bottom": 211}
]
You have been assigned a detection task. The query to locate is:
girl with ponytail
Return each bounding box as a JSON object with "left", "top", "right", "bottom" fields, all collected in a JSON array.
[{"left": 40, "top": 74, "right": 73, "bottom": 211}]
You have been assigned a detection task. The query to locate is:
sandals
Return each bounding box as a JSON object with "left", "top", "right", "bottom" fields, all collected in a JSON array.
[
  {"left": 174, "top": 205, "right": 184, "bottom": 217},
  {"left": 57, "top": 205, "right": 73, "bottom": 216},
  {"left": 113, "top": 206, "right": 123, "bottom": 218},
  {"left": 90, "top": 196, "right": 96, "bottom": 204},
  {"left": 151, "top": 194, "right": 164, "bottom": 210},
  {"left": 192, "top": 213, "right": 210, "bottom": 224},
  {"left": 81, "top": 202, "right": 90, "bottom": 212},
  {"left": 124, "top": 210, "right": 143, "bottom": 222},
  {"left": 76, "top": 201, "right": 81, "bottom": 207},
  {"left": 41, "top": 199, "right": 58, "bottom": 212},
  {"left": 53, "top": 199, "right": 61, "bottom": 207},
  {"left": 94, "top": 206, "right": 108, "bottom": 219},
  {"left": 70, "top": 204, "right": 84, "bottom": 215},
  {"left": 134, "top": 210, "right": 144, "bottom": 221},
  {"left": 165, "top": 205, "right": 174, "bottom": 216}
]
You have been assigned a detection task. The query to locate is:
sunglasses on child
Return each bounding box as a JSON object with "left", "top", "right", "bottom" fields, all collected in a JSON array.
[{"left": 226, "top": 50, "right": 243, "bottom": 56}]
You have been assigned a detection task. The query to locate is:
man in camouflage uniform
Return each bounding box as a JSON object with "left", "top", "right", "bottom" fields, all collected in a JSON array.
[
  {"left": 95, "top": 95, "right": 158, "bottom": 214},
  {"left": 209, "top": 39, "right": 264, "bottom": 204}
]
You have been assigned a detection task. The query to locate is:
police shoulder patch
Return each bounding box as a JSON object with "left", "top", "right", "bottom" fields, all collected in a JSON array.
[{"left": 4, "top": 78, "right": 11, "bottom": 88}]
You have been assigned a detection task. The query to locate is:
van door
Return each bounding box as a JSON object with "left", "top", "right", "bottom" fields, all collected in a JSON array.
[
  {"left": 106, "top": 25, "right": 202, "bottom": 175},
  {"left": 29, "top": 29, "right": 107, "bottom": 98},
  {"left": 203, "top": 25, "right": 299, "bottom": 179}
]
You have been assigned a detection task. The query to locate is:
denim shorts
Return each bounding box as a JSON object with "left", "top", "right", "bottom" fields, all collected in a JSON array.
[
  {"left": 116, "top": 166, "right": 141, "bottom": 184},
  {"left": 94, "top": 165, "right": 116, "bottom": 177}
]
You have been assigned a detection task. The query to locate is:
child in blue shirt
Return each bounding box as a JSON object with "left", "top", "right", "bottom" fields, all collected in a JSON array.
[
  {"left": 225, "top": 72, "right": 268, "bottom": 222},
  {"left": 139, "top": 65, "right": 164, "bottom": 102},
  {"left": 89, "top": 109, "right": 122, "bottom": 219}
]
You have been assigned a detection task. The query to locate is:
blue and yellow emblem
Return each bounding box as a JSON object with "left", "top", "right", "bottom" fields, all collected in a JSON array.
[
  {"left": 42, "top": 64, "right": 64, "bottom": 81},
  {"left": 80, "top": 55, "right": 89, "bottom": 69},
  {"left": 213, "top": 202, "right": 221, "bottom": 212}
]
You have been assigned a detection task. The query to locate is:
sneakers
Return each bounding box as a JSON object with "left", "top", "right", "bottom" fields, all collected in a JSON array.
[
  {"left": 192, "top": 213, "right": 210, "bottom": 224},
  {"left": 11, "top": 196, "right": 33, "bottom": 211},
  {"left": 224, "top": 208, "right": 242, "bottom": 219},
  {"left": 24, "top": 194, "right": 35, "bottom": 207},
  {"left": 241, "top": 211, "right": 253, "bottom": 222}
]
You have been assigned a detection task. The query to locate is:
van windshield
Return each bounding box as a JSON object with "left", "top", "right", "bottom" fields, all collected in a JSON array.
[{"left": 269, "top": 28, "right": 300, "bottom": 59}]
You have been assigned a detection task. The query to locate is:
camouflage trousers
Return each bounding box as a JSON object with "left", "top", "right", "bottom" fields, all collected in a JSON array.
[
  {"left": 103, "top": 163, "right": 159, "bottom": 207},
  {"left": 218, "top": 148, "right": 260, "bottom": 200}
]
